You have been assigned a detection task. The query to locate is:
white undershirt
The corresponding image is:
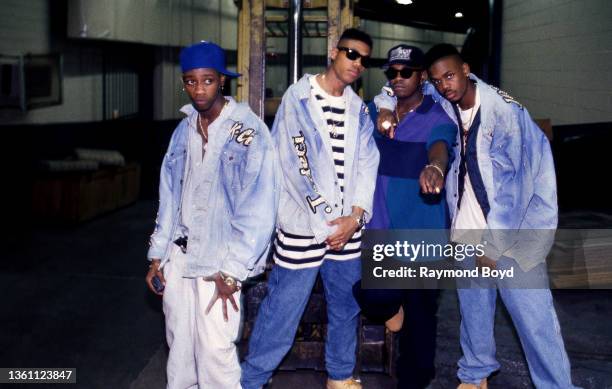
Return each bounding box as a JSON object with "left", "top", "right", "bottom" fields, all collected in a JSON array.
[{"left": 451, "top": 87, "right": 486, "bottom": 244}]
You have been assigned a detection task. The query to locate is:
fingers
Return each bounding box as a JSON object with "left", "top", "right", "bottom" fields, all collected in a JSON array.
[
  {"left": 205, "top": 288, "right": 218, "bottom": 315},
  {"left": 222, "top": 298, "right": 228, "bottom": 322},
  {"left": 228, "top": 294, "right": 239, "bottom": 312}
]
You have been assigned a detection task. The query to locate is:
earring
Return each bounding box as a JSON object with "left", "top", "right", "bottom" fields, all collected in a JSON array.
[{"left": 182, "top": 88, "right": 185, "bottom": 92}]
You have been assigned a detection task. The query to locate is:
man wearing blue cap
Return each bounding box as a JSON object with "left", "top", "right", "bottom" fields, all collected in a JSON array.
[
  {"left": 241, "top": 28, "right": 379, "bottom": 389},
  {"left": 145, "top": 41, "right": 279, "bottom": 389}
]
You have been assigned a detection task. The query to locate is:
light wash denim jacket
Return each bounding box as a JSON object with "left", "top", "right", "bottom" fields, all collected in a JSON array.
[
  {"left": 274, "top": 74, "right": 380, "bottom": 243},
  {"left": 375, "top": 74, "right": 557, "bottom": 270},
  {"left": 147, "top": 98, "right": 280, "bottom": 280}
]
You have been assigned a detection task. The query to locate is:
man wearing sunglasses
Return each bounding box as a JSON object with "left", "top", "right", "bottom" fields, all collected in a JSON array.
[
  {"left": 241, "top": 28, "right": 379, "bottom": 389},
  {"left": 354, "top": 44, "right": 456, "bottom": 389},
  {"left": 374, "top": 44, "right": 579, "bottom": 389}
]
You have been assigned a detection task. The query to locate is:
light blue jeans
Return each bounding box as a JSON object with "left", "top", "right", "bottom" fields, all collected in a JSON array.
[
  {"left": 456, "top": 256, "right": 580, "bottom": 388},
  {"left": 241, "top": 258, "right": 361, "bottom": 389}
]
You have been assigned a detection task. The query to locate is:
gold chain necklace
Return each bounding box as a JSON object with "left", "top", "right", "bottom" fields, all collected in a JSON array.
[
  {"left": 197, "top": 99, "right": 229, "bottom": 145},
  {"left": 394, "top": 94, "right": 425, "bottom": 124},
  {"left": 459, "top": 104, "right": 476, "bottom": 149},
  {"left": 319, "top": 74, "right": 344, "bottom": 138}
]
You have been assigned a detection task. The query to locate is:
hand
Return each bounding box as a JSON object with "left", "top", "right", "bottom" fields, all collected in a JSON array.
[
  {"left": 145, "top": 259, "right": 165, "bottom": 296},
  {"left": 325, "top": 216, "right": 359, "bottom": 250},
  {"left": 419, "top": 164, "right": 445, "bottom": 194},
  {"left": 204, "top": 272, "right": 240, "bottom": 322},
  {"left": 377, "top": 109, "right": 397, "bottom": 139},
  {"left": 476, "top": 255, "right": 497, "bottom": 269}
]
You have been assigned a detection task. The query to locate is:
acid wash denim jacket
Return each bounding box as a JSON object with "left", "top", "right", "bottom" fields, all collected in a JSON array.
[
  {"left": 375, "top": 74, "right": 557, "bottom": 271},
  {"left": 274, "top": 74, "right": 380, "bottom": 243},
  {"left": 147, "top": 98, "right": 280, "bottom": 280}
]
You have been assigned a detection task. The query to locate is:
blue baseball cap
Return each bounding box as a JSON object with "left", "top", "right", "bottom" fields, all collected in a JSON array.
[{"left": 180, "top": 41, "right": 241, "bottom": 77}]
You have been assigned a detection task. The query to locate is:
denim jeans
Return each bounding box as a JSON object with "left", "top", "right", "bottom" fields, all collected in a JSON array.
[
  {"left": 241, "top": 258, "right": 361, "bottom": 389},
  {"left": 456, "top": 256, "right": 580, "bottom": 388}
]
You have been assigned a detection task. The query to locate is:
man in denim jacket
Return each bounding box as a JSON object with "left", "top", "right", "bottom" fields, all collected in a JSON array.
[
  {"left": 375, "top": 44, "right": 579, "bottom": 389},
  {"left": 144, "top": 41, "right": 279, "bottom": 389},
  {"left": 241, "top": 29, "right": 379, "bottom": 389}
]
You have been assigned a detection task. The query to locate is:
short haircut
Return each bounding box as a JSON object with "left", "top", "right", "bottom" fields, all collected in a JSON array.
[
  {"left": 424, "top": 43, "right": 463, "bottom": 69},
  {"left": 338, "top": 28, "right": 373, "bottom": 50}
]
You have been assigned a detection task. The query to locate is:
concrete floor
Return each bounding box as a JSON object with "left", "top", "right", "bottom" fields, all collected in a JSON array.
[{"left": 1, "top": 201, "right": 611, "bottom": 389}]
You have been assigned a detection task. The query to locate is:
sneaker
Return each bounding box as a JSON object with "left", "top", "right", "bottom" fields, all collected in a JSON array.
[
  {"left": 457, "top": 378, "right": 488, "bottom": 389},
  {"left": 326, "top": 377, "right": 362, "bottom": 389}
]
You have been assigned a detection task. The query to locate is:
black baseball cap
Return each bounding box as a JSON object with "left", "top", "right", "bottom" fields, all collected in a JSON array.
[{"left": 382, "top": 44, "right": 425, "bottom": 69}]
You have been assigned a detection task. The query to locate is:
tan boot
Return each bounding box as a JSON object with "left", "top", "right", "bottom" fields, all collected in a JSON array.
[
  {"left": 385, "top": 306, "right": 404, "bottom": 332},
  {"left": 457, "top": 378, "right": 488, "bottom": 389},
  {"left": 326, "top": 377, "right": 362, "bottom": 389}
]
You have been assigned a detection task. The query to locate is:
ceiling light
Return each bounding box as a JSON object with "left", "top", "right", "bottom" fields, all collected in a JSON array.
[
  {"left": 396, "top": 0, "right": 413, "bottom": 5},
  {"left": 455, "top": 12, "right": 464, "bottom": 18}
]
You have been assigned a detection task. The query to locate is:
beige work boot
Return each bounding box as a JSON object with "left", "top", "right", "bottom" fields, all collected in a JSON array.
[
  {"left": 326, "top": 377, "right": 362, "bottom": 389},
  {"left": 385, "top": 306, "right": 404, "bottom": 332},
  {"left": 457, "top": 378, "right": 488, "bottom": 389}
]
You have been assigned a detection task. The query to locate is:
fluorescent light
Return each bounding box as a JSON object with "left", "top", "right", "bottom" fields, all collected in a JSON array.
[
  {"left": 455, "top": 12, "right": 464, "bottom": 18},
  {"left": 396, "top": 0, "right": 413, "bottom": 5}
]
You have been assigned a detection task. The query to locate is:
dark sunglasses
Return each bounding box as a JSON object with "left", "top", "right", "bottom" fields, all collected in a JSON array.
[
  {"left": 337, "top": 46, "right": 371, "bottom": 68},
  {"left": 384, "top": 67, "right": 417, "bottom": 80}
]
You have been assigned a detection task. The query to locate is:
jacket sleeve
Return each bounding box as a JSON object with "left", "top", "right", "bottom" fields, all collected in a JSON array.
[
  {"left": 272, "top": 94, "right": 334, "bottom": 243},
  {"left": 147, "top": 126, "right": 182, "bottom": 261},
  {"left": 481, "top": 107, "right": 556, "bottom": 261},
  {"left": 352, "top": 104, "right": 380, "bottom": 218},
  {"left": 220, "top": 119, "right": 280, "bottom": 280},
  {"left": 372, "top": 83, "right": 397, "bottom": 112}
]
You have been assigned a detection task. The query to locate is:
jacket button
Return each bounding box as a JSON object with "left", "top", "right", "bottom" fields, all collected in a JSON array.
[
  {"left": 454, "top": 170, "right": 458, "bottom": 174},
  {"left": 454, "top": 194, "right": 457, "bottom": 197},
  {"left": 334, "top": 204, "right": 339, "bottom": 207}
]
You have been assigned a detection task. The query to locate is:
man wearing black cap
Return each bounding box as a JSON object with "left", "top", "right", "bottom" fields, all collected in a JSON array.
[
  {"left": 354, "top": 44, "right": 456, "bottom": 389},
  {"left": 144, "top": 41, "right": 279, "bottom": 389},
  {"left": 375, "top": 44, "right": 579, "bottom": 389}
]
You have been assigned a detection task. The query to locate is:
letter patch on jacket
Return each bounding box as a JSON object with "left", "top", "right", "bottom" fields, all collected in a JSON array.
[
  {"left": 229, "top": 121, "right": 255, "bottom": 146},
  {"left": 491, "top": 86, "right": 523, "bottom": 109},
  {"left": 293, "top": 131, "right": 332, "bottom": 214}
]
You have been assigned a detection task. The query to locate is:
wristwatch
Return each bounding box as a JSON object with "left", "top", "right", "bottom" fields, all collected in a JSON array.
[{"left": 353, "top": 213, "right": 366, "bottom": 229}]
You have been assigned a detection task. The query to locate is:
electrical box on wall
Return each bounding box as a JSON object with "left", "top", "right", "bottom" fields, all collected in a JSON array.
[{"left": 0, "top": 54, "right": 63, "bottom": 111}]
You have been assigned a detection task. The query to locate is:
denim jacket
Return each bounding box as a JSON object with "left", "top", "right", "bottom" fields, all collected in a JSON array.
[
  {"left": 273, "top": 74, "right": 380, "bottom": 243},
  {"left": 147, "top": 98, "right": 280, "bottom": 280},
  {"left": 375, "top": 74, "right": 557, "bottom": 270}
]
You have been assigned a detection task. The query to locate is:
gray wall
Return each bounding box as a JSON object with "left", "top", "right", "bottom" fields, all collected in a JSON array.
[
  {"left": 0, "top": 0, "right": 105, "bottom": 124},
  {"left": 0, "top": 0, "right": 240, "bottom": 123},
  {"left": 501, "top": 0, "right": 612, "bottom": 125}
]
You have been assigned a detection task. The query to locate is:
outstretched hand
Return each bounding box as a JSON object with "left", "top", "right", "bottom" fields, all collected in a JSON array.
[{"left": 204, "top": 273, "right": 240, "bottom": 322}]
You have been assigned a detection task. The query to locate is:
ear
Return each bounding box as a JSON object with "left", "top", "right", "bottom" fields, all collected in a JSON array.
[
  {"left": 330, "top": 47, "right": 339, "bottom": 62},
  {"left": 462, "top": 62, "right": 470, "bottom": 77},
  {"left": 419, "top": 70, "right": 426, "bottom": 83},
  {"left": 220, "top": 74, "right": 227, "bottom": 85}
]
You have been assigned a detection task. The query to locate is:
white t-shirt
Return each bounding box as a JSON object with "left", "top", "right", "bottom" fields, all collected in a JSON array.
[{"left": 451, "top": 87, "right": 487, "bottom": 245}]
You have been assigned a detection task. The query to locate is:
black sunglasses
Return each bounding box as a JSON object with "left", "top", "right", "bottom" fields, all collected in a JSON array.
[
  {"left": 337, "top": 46, "right": 371, "bottom": 68},
  {"left": 384, "top": 67, "right": 417, "bottom": 80}
]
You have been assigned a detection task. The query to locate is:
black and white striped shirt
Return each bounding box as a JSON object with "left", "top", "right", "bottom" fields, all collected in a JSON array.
[{"left": 310, "top": 76, "right": 346, "bottom": 196}]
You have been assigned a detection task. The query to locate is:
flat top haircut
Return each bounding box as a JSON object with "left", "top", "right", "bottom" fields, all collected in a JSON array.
[
  {"left": 338, "top": 28, "right": 373, "bottom": 49},
  {"left": 424, "top": 43, "right": 463, "bottom": 70}
]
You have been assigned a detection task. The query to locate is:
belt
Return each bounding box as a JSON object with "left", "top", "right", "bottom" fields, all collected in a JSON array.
[{"left": 174, "top": 236, "right": 188, "bottom": 253}]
